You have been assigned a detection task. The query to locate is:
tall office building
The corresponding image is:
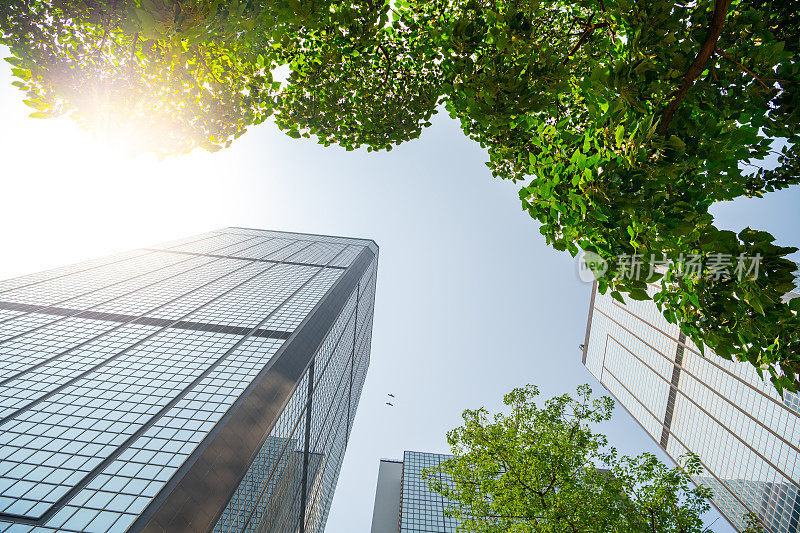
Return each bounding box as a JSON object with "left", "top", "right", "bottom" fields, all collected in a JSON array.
[
  {"left": 370, "top": 451, "right": 459, "bottom": 533},
  {"left": 582, "top": 282, "right": 800, "bottom": 532},
  {"left": 0, "top": 228, "right": 378, "bottom": 533}
]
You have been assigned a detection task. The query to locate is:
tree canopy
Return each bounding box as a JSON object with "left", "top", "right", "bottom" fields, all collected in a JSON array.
[
  {"left": 424, "top": 384, "right": 723, "bottom": 532},
  {"left": 2, "top": 0, "right": 799, "bottom": 391}
]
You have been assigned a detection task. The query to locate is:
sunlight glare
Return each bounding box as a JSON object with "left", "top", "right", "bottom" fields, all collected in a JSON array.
[{"left": 0, "top": 47, "right": 285, "bottom": 281}]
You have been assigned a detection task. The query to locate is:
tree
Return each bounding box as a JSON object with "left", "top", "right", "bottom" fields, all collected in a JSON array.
[
  {"left": 740, "top": 513, "right": 768, "bottom": 533},
  {"left": 0, "top": 0, "right": 441, "bottom": 155},
  {"left": 273, "top": 0, "right": 442, "bottom": 151},
  {"left": 279, "top": 0, "right": 800, "bottom": 393},
  {"left": 424, "top": 384, "right": 720, "bottom": 532},
  {"left": 0, "top": 0, "right": 346, "bottom": 155},
  {"left": 3, "top": 0, "right": 799, "bottom": 391}
]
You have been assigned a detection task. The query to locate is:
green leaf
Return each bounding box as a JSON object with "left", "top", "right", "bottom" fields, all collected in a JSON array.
[
  {"left": 614, "top": 125, "right": 624, "bottom": 146},
  {"left": 667, "top": 135, "right": 686, "bottom": 153},
  {"left": 134, "top": 8, "right": 156, "bottom": 30},
  {"left": 10, "top": 68, "right": 30, "bottom": 79},
  {"left": 628, "top": 289, "right": 650, "bottom": 301}
]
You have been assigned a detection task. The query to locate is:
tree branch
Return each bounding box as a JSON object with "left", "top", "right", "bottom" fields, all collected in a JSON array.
[
  {"left": 657, "top": 0, "right": 732, "bottom": 135},
  {"left": 95, "top": 6, "right": 111, "bottom": 54},
  {"left": 194, "top": 45, "right": 222, "bottom": 87},
  {"left": 130, "top": 32, "right": 138, "bottom": 61},
  {"left": 127, "top": 32, "right": 138, "bottom": 78},
  {"left": 376, "top": 42, "right": 395, "bottom": 84},
  {"left": 562, "top": 15, "right": 609, "bottom": 65},
  {"left": 714, "top": 48, "right": 770, "bottom": 90},
  {"left": 596, "top": 0, "right": 616, "bottom": 43},
  {"left": 495, "top": 451, "right": 541, "bottom": 501}
]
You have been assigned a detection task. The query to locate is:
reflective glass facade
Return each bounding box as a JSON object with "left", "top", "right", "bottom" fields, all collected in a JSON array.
[
  {"left": 0, "top": 228, "right": 378, "bottom": 533},
  {"left": 399, "top": 452, "right": 459, "bottom": 533},
  {"left": 582, "top": 283, "right": 800, "bottom": 532},
  {"left": 371, "top": 451, "right": 459, "bottom": 533}
]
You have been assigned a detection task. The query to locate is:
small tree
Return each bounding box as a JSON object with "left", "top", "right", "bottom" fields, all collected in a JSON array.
[
  {"left": 740, "top": 513, "right": 768, "bottom": 533},
  {"left": 425, "top": 385, "right": 715, "bottom": 532}
]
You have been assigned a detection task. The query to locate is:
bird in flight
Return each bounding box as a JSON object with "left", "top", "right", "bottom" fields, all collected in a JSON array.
[
  {"left": 388, "top": 393, "right": 395, "bottom": 398},
  {"left": 385, "top": 402, "right": 393, "bottom": 406}
]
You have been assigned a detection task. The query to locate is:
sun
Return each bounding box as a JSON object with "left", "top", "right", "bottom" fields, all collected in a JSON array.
[{"left": 0, "top": 49, "right": 246, "bottom": 270}]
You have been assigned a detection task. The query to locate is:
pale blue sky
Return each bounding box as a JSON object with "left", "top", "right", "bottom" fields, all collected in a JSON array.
[{"left": 1, "top": 50, "right": 798, "bottom": 532}]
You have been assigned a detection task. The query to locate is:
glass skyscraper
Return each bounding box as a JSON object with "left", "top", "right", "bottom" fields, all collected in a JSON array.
[
  {"left": 370, "top": 451, "right": 459, "bottom": 533},
  {"left": 0, "top": 227, "right": 378, "bottom": 533},
  {"left": 582, "top": 282, "right": 800, "bottom": 532}
]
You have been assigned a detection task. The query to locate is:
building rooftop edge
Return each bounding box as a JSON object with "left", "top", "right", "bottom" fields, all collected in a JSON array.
[
  {"left": 581, "top": 280, "right": 597, "bottom": 365},
  {"left": 224, "top": 226, "right": 379, "bottom": 249}
]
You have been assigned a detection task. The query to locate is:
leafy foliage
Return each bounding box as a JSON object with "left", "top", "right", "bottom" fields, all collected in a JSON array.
[
  {"left": 740, "top": 512, "right": 768, "bottom": 533},
  {"left": 425, "top": 385, "right": 717, "bottom": 533},
  {"left": 273, "top": 0, "right": 442, "bottom": 151},
  {"left": 299, "top": 0, "right": 800, "bottom": 392},
  {"left": 3, "top": 0, "right": 799, "bottom": 390},
  {"left": 0, "top": 0, "right": 337, "bottom": 155},
  {"left": 424, "top": 0, "right": 800, "bottom": 391}
]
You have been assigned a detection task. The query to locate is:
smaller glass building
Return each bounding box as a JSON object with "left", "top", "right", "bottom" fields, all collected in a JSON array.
[{"left": 370, "top": 451, "right": 459, "bottom": 533}]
